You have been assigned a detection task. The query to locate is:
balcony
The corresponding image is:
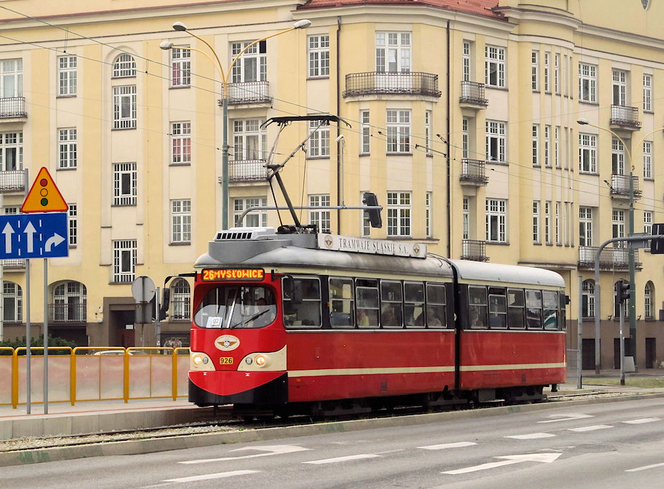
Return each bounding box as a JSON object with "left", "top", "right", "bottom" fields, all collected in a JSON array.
[
  {"left": 343, "top": 72, "right": 441, "bottom": 98},
  {"left": 220, "top": 81, "right": 271, "bottom": 106},
  {"left": 609, "top": 105, "right": 641, "bottom": 130},
  {"left": 228, "top": 159, "right": 268, "bottom": 183},
  {"left": 610, "top": 174, "right": 642, "bottom": 200},
  {"left": 461, "top": 239, "right": 489, "bottom": 262},
  {"left": 460, "top": 159, "right": 489, "bottom": 186},
  {"left": 2, "top": 259, "right": 26, "bottom": 270},
  {"left": 0, "top": 170, "right": 26, "bottom": 194},
  {"left": 0, "top": 96, "right": 27, "bottom": 121},
  {"left": 578, "top": 246, "right": 642, "bottom": 271},
  {"left": 459, "top": 81, "right": 488, "bottom": 108},
  {"left": 48, "top": 303, "right": 87, "bottom": 323}
]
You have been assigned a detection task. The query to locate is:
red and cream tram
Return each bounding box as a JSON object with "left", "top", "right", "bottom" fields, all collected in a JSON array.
[{"left": 188, "top": 227, "right": 566, "bottom": 417}]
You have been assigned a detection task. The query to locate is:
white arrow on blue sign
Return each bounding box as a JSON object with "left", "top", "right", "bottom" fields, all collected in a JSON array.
[{"left": 0, "top": 212, "right": 68, "bottom": 259}]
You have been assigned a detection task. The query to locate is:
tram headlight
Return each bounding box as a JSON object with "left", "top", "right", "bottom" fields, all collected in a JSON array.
[
  {"left": 190, "top": 352, "right": 215, "bottom": 371},
  {"left": 255, "top": 355, "right": 267, "bottom": 367},
  {"left": 238, "top": 346, "right": 287, "bottom": 372}
]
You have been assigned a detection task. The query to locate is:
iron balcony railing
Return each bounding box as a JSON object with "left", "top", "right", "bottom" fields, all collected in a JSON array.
[
  {"left": 0, "top": 97, "right": 27, "bottom": 119},
  {"left": 578, "top": 246, "right": 641, "bottom": 271},
  {"left": 228, "top": 159, "right": 268, "bottom": 183},
  {"left": 461, "top": 239, "right": 489, "bottom": 262},
  {"left": 610, "top": 105, "right": 641, "bottom": 129},
  {"left": 49, "top": 303, "right": 87, "bottom": 323},
  {"left": 460, "top": 159, "right": 489, "bottom": 185},
  {"left": 2, "top": 259, "right": 26, "bottom": 269},
  {"left": 0, "top": 170, "right": 26, "bottom": 194},
  {"left": 220, "top": 81, "right": 271, "bottom": 105},
  {"left": 459, "top": 81, "right": 488, "bottom": 106},
  {"left": 610, "top": 174, "right": 642, "bottom": 199},
  {"left": 343, "top": 72, "right": 441, "bottom": 98}
]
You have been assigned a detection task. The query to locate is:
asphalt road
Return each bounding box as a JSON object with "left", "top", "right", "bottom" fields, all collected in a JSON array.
[{"left": 2, "top": 397, "right": 664, "bottom": 488}]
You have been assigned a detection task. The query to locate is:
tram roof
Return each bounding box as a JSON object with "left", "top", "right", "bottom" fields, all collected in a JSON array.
[{"left": 447, "top": 259, "right": 565, "bottom": 288}]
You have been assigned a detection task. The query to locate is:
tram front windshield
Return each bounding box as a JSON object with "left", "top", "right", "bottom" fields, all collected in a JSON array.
[{"left": 194, "top": 286, "right": 277, "bottom": 329}]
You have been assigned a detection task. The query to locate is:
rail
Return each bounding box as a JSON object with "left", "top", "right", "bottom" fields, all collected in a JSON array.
[{"left": 343, "top": 72, "right": 441, "bottom": 98}]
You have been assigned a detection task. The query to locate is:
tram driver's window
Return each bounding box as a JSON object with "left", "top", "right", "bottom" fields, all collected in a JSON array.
[
  {"left": 468, "top": 286, "right": 487, "bottom": 329},
  {"left": 282, "top": 277, "right": 321, "bottom": 329},
  {"left": 329, "top": 277, "right": 354, "bottom": 328}
]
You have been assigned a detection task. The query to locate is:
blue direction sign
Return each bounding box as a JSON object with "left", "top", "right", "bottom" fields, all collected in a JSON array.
[{"left": 0, "top": 212, "right": 68, "bottom": 259}]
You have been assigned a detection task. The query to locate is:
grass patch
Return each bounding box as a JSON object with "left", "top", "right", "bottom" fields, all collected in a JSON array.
[{"left": 584, "top": 377, "right": 664, "bottom": 389}]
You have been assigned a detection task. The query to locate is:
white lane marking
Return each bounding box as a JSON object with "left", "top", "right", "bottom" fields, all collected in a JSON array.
[
  {"left": 304, "top": 454, "right": 381, "bottom": 465},
  {"left": 164, "top": 470, "right": 259, "bottom": 483},
  {"left": 443, "top": 453, "right": 561, "bottom": 475},
  {"left": 419, "top": 442, "right": 477, "bottom": 450},
  {"left": 626, "top": 462, "right": 664, "bottom": 473},
  {"left": 538, "top": 413, "right": 593, "bottom": 424},
  {"left": 568, "top": 425, "right": 613, "bottom": 432},
  {"left": 623, "top": 418, "right": 660, "bottom": 425},
  {"left": 505, "top": 433, "right": 555, "bottom": 440},
  {"left": 180, "top": 445, "right": 309, "bottom": 464}
]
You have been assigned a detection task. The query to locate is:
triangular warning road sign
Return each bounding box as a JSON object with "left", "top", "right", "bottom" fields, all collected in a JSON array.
[{"left": 21, "top": 167, "right": 68, "bottom": 213}]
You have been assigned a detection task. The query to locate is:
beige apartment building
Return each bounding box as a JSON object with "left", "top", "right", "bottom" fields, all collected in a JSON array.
[{"left": 0, "top": 0, "right": 663, "bottom": 369}]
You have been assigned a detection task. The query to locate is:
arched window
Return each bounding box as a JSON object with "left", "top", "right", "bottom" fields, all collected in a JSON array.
[
  {"left": 171, "top": 278, "right": 191, "bottom": 320},
  {"left": 581, "top": 279, "right": 595, "bottom": 318},
  {"left": 645, "top": 281, "right": 655, "bottom": 319},
  {"left": 53, "top": 281, "right": 87, "bottom": 322},
  {"left": 112, "top": 53, "right": 136, "bottom": 78},
  {"left": 3, "top": 282, "right": 22, "bottom": 322}
]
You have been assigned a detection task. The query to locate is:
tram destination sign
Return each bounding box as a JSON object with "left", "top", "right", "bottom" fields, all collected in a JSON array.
[{"left": 318, "top": 234, "right": 427, "bottom": 259}]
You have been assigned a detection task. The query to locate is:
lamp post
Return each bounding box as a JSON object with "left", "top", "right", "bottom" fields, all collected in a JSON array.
[
  {"left": 161, "top": 19, "right": 311, "bottom": 230},
  {"left": 577, "top": 118, "right": 662, "bottom": 372}
]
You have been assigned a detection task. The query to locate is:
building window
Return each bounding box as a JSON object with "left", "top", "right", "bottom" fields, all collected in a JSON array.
[
  {"left": 612, "top": 69, "right": 627, "bottom": 106},
  {"left": 234, "top": 119, "right": 267, "bottom": 161},
  {"left": 171, "top": 199, "right": 191, "bottom": 244},
  {"left": 484, "top": 45, "right": 505, "bottom": 88},
  {"left": 485, "top": 120, "right": 506, "bottom": 163},
  {"left": 582, "top": 279, "right": 595, "bottom": 319},
  {"left": 644, "top": 210, "right": 653, "bottom": 235},
  {"left": 486, "top": 199, "right": 506, "bottom": 243},
  {"left": 645, "top": 281, "right": 654, "bottom": 319},
  {"left": 532, "top": 125, "right": 539, "bottom": 167},
  {"left": 307, "top": 120, "right": 330, "bottom": 158},
  {"left": 613, "top": 209, "right": 625, "bottom": 247},
  {"left": 425, "top": 110, "right": 432, "bottom": 156},
  {"left": 643, "top": 74, "right": 653, "bottom": 112},
  {"left": 387, "top": 191, "right": 411, "bottom": 237},
  {"left": 112, "top": 85, "right": 136, "bottom": 130},
  {"left": 544, "top": 125, "right": 551, "bottom": 168},
  {"left": 0, "top": 132, "right": 23, "bottom": 171},
  {"left": 579, "top": 206, "right": 593, "bottom": 247},
  {"left": 544, "top": 52, "right": 550, "bottom": 93},
  {"left": 58, "top": 128, "right": 77, "bottom": 169},
  {"left": 462, "top": 197, "right": 470, "bottom": 239},
  {"left": 555, "top": 201, "right": 561, "bottom": 245},
  {"left": 643, "top": 141, "right": 653, "bottom": 179},
  {"left": 612, "top": 137, "right": 625, "bottom": 175},
  {"left": 554, "top": 53, "right": 560, "bottom": 94},
  {"left": 462, "top": 118, "right": 469, "bottom": 159},
  {"left": 170, "top": 48, "right": 191, "bottom": 87},
  {"left": 68, "top": 204, "right": 77, "bottom": 247},
  {"left": 386, "top": 110, "right": 411, "bottom": 154},
  {"left": 360, "top": 110, "right": 370, "bottom": 155},
  {"left": 53, "top": 281, "right": 87, "bottom": 322},
  {"left": 309, "top": 194, "right": 331, "bottom": 233},
  {"left": 533, "top": 200, "right": 540, "bottom": 244},
  {"left": 376, "top": 32, "right": 411, "bottom": 72},
  {"left": 425, "top": 192, "right": 432, "bottom": 238},
  {"left": 171, "top": 122, "right": 191, "bottom": 165},
  {"left": 234, "top": 197, "right": 267, "bottom": 227},
  {"left": 171, "top": 278, "right": 191, "bottom": 321},
  {"left": 113, "top": 162, "right": 137, "bottom": 206},
  {"left": 579, "top": 63, "right": 597, "bottom": 103},
  {"left": 58, "top": 55, "right": 77, "bottom": 96},
  {"left": 555, "top": 126, "right": 560, "bottom": 168},
  {"left": 112, "top": 53, "right": 136, "bottom": 78},
  {"left": 463, "top": 41, "right": 472, "bottom": 82},
  {"left": 113, "top": 240, "right": 137, "bottom": 284},
  {"left": 4, "top": 206, "right": 18, "bottom": 215},
  {"left": 531, "top": 50, "right": 539, "bottom": 91},
  {"left": 545, "top": 201, "right": 551, "bottom": 245},
  {"left": 231, "top": 41, "right": 267, "bottom": 83},
  {"left": 578, "top": 133, "right": 597, "bottom": 173},
  {"left": 3, "top": 282, "right": 22, "bottom": 322},
  {"left": 308, "top": 35, "right": 330, "bottom": 78},
  {"left": 0, "top": 59, "right": 23, "bottom": 98}
]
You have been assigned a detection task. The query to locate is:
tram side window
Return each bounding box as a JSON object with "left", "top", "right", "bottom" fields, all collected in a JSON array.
[
  {"left": 330, "top": 278, "right": 354, "bottom": 328},
  {"left": 381, "top": 280, "right": 403, "bottom": 328},
  {"left": 426, "top": 283, "right": 446, "bottom": 328},
  {"left": 405, "top": 282, "right": 425, "bottom": 328},
  {"left": 468, "top": 286, "right": 487, "bottom": 329},
  {"left": 507, "top": 288, "right": 525, "bottom": 329},
  {"left": 488, "top": 287, "right": 507, "bottom": 329},
  {"left": 543, "top": 291, "right": 559, "bottom": 330},
  {"left": 282, "top": 277, "right": 321, "bottom": 329},
  {"left": 355, "top": 279, "right": 379, "bottom": 328},
  {"left": 526, "top": 289, "right": 543, "bottom": 329}
]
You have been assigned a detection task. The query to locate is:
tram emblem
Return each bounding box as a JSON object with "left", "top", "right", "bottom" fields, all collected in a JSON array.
[{"left": 215, "top": 335, "right": 240, "bottom": 351}]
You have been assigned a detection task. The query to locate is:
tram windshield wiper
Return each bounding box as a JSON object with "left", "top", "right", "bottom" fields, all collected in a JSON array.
[{"left": 231, "top": 309, "right": 270, "bottom": 329}]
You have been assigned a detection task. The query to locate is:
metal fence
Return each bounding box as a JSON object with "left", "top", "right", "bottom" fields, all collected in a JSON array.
[{"left": 343, "top": 72, "right": 441, "bottom": 98}]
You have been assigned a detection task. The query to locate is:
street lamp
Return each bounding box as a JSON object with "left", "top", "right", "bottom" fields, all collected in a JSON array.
[
  {"left": 161, "top": 19, "right": 311, "bottom": 230},
  {"left": 577, "top": 117, "right": 662, "bottom": 372}
]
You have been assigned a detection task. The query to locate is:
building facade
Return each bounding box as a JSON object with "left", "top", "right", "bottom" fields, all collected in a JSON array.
[{"left": 0, "top": 0, "right": 663, "bottom": 369}]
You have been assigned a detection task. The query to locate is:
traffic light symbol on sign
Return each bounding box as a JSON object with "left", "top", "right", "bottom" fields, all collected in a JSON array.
[{"left": 21, "top": 167, "right": 68, "bottom": 213}]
